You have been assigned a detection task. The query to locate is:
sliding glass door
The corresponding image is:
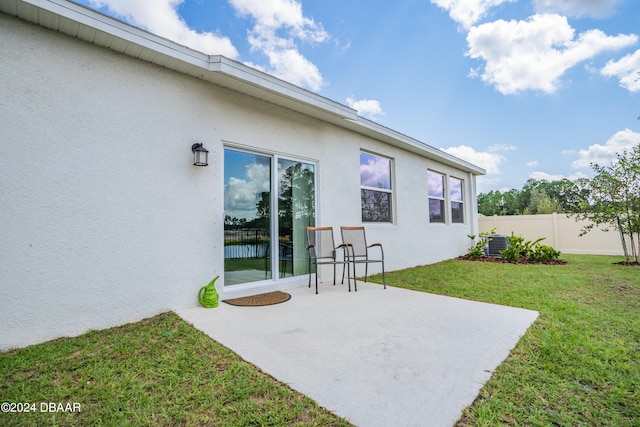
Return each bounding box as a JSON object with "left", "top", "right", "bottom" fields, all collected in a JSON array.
[
  {"left": 224, "top": 148, "right": 315, "bottom": 286},
  {"left": 277, "top": 158, "right": 315, "bottom": 278}
]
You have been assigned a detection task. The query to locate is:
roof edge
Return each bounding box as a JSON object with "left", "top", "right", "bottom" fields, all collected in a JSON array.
[
  {"left": 2, "top": 0, "right": 485, "bottom": 176},
  {"left": 347, "top": 117, "right": 486, "bottom": 175}
]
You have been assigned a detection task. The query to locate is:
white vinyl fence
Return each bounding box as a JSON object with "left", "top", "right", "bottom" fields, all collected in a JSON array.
[{"left": 478, "top": 213, "right": 627, "bottom": 256}]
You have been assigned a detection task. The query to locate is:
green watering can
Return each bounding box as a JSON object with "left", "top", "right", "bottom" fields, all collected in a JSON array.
[{"left": 198, "top": 276, "right": 219, "bottom": 308}]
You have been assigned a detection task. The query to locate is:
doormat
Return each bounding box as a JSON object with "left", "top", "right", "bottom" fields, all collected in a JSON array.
[{"left": 224, "top": 291, "right": 291, "bottom": 307}]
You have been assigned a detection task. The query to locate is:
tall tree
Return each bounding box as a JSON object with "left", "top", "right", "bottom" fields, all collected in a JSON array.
[
  {"left": 573, "top": 144, "right": 640, "bottom": 262},
  {"left": 524, "top": 188, "right": 563, "bottom": 214}
]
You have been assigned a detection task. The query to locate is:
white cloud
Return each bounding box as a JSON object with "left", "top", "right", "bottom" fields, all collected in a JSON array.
[
  {"left": 346, "top": 97, "right": 385, "bottom": 120},
  {"left": 466, "top": 13, "right": 638, "bottom": 94},
  {"left": 360, "top": 155, "right": 391, "bottom": 188},
  {"left": 257, "top": 46, "right": 325, "bottom": 90},
  {"left": 532, "top": 0, "right": 623, "bottom": 19},
  {"left": 230, "top": 0, "right": 328, "bottom": 91},
  {"left": 526, "top": 160, "right": 539, "bottom": 167},
  {"left": 430, "top": 0, "right": 514, "bottom": 30},
  {"left": 487, "top": 144, "right": 517, "bottom": 152},
  {"left": 230, "top": 0, "right": 326, "bottom": 42},
  {"left": 601, "top": 49, "right": 640, "bottom": 93},
  {"left": 85, "top": 0, "right": 328, "bottom": 91},
  {"left": 85, "top": 0, "right": 238, "bottom": 57},
  {"left": 224, "top": 162, "right": 270, "bottom": 219},
  {"left": 475, "top": 176, "right": 505, "bottom": 194},
  {"left": 441, "top": 145, "right": 506, "bottom": 174},
  {"left": 529, "top": 171, "right": 588, "bottom": 181},
  {"left": 572, "top": 129, "right": 640, "bottom": 168}
]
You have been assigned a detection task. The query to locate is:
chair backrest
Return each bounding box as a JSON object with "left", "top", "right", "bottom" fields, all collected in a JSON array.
[
  {"left": 306, "top": 227, "right": 336, "bottom": 260},
  {"left": 340, "top": 226, "right": 368, "bottom": 258}
]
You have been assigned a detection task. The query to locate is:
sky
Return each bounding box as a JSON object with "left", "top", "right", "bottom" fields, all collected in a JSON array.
[{"left": 73, "top": 0, "right": 640, "bottom": 194}]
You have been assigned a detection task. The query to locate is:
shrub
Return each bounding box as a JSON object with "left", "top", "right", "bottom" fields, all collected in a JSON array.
[
  {"left": 500, "top": 233, "right": 561, "bottom": 262},
  {"left": 467, "top": 236, "right": 486, "bottom": 258},
  {"left": 467, "top": 229, "right": 495, "bottom": 259},
  {"left": 529, "top": 244, "right": 561, "bottom": 262}
]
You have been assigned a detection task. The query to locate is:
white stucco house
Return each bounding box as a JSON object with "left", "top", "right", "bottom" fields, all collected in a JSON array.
[{"left": 0, "top": 0, "right": 485, "bottom": 350}]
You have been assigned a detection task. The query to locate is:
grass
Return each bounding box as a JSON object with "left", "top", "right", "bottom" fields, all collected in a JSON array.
[
  {"left": 372, "top": 254, "right": 640, "bottom": 426},
  {"left": 2, "top": 254, "right": 638, "bottom": 426},
  {"left": 224, "top": 257, "right": 267, "bottom": 272},
  {"left": 0, "top": 313, "right": 350, "bottom": 426},
  {"left": 224, "top": 258, "right": 298, "bottom": 275}
]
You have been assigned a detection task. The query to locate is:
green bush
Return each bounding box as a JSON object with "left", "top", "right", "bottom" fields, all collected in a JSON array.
[
  {"left": 529, "top": 244, "right": 561, "bottom": 262},
  {"left": 467, "top": 237, "right": 487, "bottom": 258},
  {"left": 501, "top": 233, "right": 561, "bottom": 262},
  {"left": 467, "top": 229, "right": 495, "bottom": 259},
  {"left": 467, "top": 243, "right": 485, "bottom": 258}
]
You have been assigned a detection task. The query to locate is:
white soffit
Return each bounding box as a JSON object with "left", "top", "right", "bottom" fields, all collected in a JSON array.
[{"left": 1, "top": 0, "right": 485, "bottom": 175}]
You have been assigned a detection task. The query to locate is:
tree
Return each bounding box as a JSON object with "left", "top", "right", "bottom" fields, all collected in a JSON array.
[
  {"left": 477, "top": 189, "right": 521, "bottom": 215},
  {"left": 277, "top": 163, "right": 315, "bottom": 234},
  {"left": 477, "top": 179, "right": 580, "bottom": 216},
  {"left": 477, "top": 190, "right": 503, "bottom": 216},
  {"left": 573, "top": 144, "right": 640, "bottom": 262},
  {"left": 538, "top": 179, "right": 584, "bottom": 212},
  {"left": 524, "top": 188, "right": 563, "bottom": 214}
]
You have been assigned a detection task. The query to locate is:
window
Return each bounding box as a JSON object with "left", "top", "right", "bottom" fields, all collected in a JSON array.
[
  {"left": 360, "top": 152, "right": 393, "bottom": 222},
  {"left": 428, "top": 171, "right": 445, "bottom": 223},
  {"left": 450, "top": 177, "right": 464, "bottom": 223},
  {"left": 224, "top": 148, "right": 316, "bottom": 286}
]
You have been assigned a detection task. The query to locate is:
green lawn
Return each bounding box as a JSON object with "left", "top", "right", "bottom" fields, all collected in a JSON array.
[
  {"left": 225, "top": 258, "right": 298, "bottom": 275},
  {"left": 1, "top": 254, "right": 638, "bottom": 426},
  {"left": 373, "top": 254, "right": 640, "bottom": 426},
  {"left": 0, "top": 313, "right": 350, "bottom": 427}
]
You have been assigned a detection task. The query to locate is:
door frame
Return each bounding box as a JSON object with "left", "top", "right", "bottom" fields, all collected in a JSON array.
[{"left": 222, "top": 144, "right": 318, "bottom": 293}]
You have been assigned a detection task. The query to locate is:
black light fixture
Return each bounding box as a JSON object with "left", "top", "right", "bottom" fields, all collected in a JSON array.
[{"left": 191, "top": 143, "right": 209, "bottom": 167}]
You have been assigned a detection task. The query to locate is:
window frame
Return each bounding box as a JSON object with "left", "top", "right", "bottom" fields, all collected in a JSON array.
[
  {"left": 449, "top": 176, "right": 464, "bottom": 224},
  {"left": 359, "top": 151, "right": 394, "bottom": 223},
  {"left": 428, "top": 170, "right": 446, "bottom": 223},
  {"left": 428, "top": 170, "right": 466, "bottom": 225}
]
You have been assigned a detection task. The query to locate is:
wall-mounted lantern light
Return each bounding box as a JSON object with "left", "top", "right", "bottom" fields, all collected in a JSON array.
[{"left": 191, "top": 143, "right": 209, "bottom": 167}]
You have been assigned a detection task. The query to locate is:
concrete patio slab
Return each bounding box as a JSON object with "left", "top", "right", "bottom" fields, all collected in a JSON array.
[{"left": 177, "top": 281, "right": 538, "bottom": 427}]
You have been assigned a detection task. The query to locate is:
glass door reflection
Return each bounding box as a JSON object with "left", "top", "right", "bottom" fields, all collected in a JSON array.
[
  {"left": 224, "top": 149, "right": 316, "bottom": 286},
  {"left": 223, "top": 149, "right": 271, "bottom": 285},
  {"left": 277, "top": 158, "right": 315, "bottom": 278}
]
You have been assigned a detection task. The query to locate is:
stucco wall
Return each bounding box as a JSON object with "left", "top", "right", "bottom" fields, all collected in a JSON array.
[
  {"left": 1, "top": 15, "right": 223, "bottom": 350},
  {"left": 1, "top": 13, "right": 478, "bottom": 350}
]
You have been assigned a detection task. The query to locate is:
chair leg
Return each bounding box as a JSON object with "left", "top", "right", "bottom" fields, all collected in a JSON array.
[
  {"left": 351, "top": 262, "right": 356, "bottom": 290},
  {"left": 364, "top": 263, "right": 368, "bottom": 282},
  {"left": 332, "top": 263, "right": 336, "bottom": 286},
  {"left": 353, "top": 262, "right": 357, "bottom": 292},
  {"left": 382, "top": 261, "right": 386, "bottom": 289}
]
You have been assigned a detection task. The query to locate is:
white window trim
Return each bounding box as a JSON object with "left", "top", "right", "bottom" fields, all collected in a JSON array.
[
  {"left": 428, "top": 170, "right": 446, "bottom": 223},
  {"left": 450, "top": 176, "right": 465, "bottom": 224},
  {"left": 360, "top": 151, "right": 394, "bottom": 224},
  {"left": 428, "top": 171, "right": 467, "bottom": 225}
]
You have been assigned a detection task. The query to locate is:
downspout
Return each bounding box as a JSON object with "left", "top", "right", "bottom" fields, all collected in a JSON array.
[{"left": 469, "top": 172, "right": 479, "bottom": 238}]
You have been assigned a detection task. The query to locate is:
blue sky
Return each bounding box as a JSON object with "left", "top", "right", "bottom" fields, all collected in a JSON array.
[{"left": 74, "top": 0, "right": 640, "bottom": 193}]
